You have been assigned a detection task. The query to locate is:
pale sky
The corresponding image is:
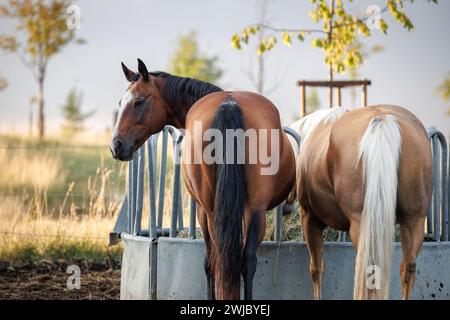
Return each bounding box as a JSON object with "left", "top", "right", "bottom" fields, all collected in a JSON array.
[{"left": 0, "top": 0, "right": 449, "bottom": 136}]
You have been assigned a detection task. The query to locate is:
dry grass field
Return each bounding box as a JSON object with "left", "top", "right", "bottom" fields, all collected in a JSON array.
[
  {"left": 0, "top": 133, "right": 124, "bottom": 299},
  {"left": 0, "top": 132, "right": 339, "bottom": 299}
]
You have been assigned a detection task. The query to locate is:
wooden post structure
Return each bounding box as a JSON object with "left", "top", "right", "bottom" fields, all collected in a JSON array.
[
  {"left": 328, "top": 84, "right": 333, "bottom": 108},
  {"left": 300, "top": 84, "right": 306, "bottom": 117},
  {"left": 297, "top": 79, "right": 371, "bottom": 116},
  {"left": 336, "top": 87, "right": 342, "bottom": 107},
  {"left": 361, "top": 80, "right": 368, "bottom": 107}
]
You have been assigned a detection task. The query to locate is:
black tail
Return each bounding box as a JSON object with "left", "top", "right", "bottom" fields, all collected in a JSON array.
[{"left": 211, "top": 100, "right": 246, "bottom": 299}]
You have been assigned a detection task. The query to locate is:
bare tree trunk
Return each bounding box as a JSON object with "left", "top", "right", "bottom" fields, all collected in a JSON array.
[
  {"left": 37, "top": 76, "right": 45, "bottom": 139},
  {"left": 256, "top": 0, "right": 267, "bottom": 95},
  {"left": 328, "top": 62, "right": 333, "bottom": 108},
  {"left": 257, "top": 48, "right": 264, "bottom": 94}
]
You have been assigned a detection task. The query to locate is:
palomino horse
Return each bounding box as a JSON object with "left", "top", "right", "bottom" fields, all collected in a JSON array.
[
  {"left": 110, "top": 59, "right": 295, "bottom": 300},
  {"left": 290, "top": 106, "right": 433, "bottom": 300}
]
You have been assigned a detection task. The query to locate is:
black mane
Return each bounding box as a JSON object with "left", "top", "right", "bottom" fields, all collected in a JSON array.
[{"left": 150, "top": 71, "right": 223, "bottom": 116}]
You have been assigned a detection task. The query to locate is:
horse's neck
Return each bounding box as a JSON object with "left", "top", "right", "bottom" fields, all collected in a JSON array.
[
  {"left": 158, "top": 75, "right": 222, "bottom": 129},
  {"left": 168, "top": 108, "right": 188, "bottom": 129}
]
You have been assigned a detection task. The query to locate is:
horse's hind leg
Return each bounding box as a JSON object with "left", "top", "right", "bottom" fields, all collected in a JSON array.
[
  {"left": 399, "top": 217, "right": 425, "bottom": 300},
  {"left": 282, "top": 185, "right": 296, "bottom": 216},
  {"left": 242, "top": 209, "right": 265, "bottom": 300},
  {"left": 198, "top": 207, "right": 216, "bottom": 300},
  {"left": 302, "top": 210, "right": 326, "bottom": 300}
]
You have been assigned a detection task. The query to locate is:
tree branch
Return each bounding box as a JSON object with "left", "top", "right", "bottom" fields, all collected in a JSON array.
[
  {"left": 13, "top": 49, "right": 38, "bottom": 79},
  {"left": 251, "top": 5, "right": 388, "bottom": 35},
  {"left": 255, "top": 23, "right": 327, "bottom": 34}
]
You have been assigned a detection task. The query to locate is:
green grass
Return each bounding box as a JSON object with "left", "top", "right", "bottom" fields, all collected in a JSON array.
[
  {"left": 0, "top": 133, "right": 124, "bottom": 265},
  {"left": 0, "top": 131, "right": 347, "bottom": 269},
  {"left": 0, "top": 134, "right": 127, "bottom": 211},
  {"left": 0, "top": 134, "right": 121, "bottom": 188},
  {"left": 0, "top": 236, "right": 123, "bottom": 266}
]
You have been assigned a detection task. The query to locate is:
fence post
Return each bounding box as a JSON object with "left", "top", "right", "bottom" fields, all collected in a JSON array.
[
  {"left": 127, "top": 155, "right": 134, "bottom": 234},
  {"left": 274, "top": 205, "right": 283, "bottom": 242},
  {"left": 170, "top": 157, "right": 181, "bottom": 237},
  {"left": 149, "top": 238, "right": 157, "bottom": 300},
  {"left": 147, "top": 137, "right": 158, "bottom": 239},
  {"left": 438, "top": 133, "right": 448, "bottom": 241},
  {"left": 189, "top": 198, "right": 197, "bottom": 239},
  {"left": 177, "top": 184, "right": 184, "bottom": 230},
  {"left": 131, "top": 152, "right": 138, "bottom": 234},
  {"left": 433, "top": 136, "right": 441, "bottom": 242},
  {"left": 145, "top": 135, "right": 159, "bottom": 300},
  {"left": 427, "top": 206, "right": 433, "bottom": 237},
  {"left": 157, "top": 129, "right": 168, "bottom": 229},
  {"left": 168, "top": 126, "right": 184, "bottom": 237},
  {"left": 427, "top": 128, "right": 448, "bottom": 241},
  {"left": 134, "top": 146, "right": 145, "bottom": 235}
]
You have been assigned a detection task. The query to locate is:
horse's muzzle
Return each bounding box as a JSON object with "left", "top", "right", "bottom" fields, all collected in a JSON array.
[{"left": 110, "top": 138, "right": 133, "bottom": 161}]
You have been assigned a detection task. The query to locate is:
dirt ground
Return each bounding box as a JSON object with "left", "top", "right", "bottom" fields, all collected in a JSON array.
[{"left": 0, "top": 260, "right": 120, "bottom": 300}]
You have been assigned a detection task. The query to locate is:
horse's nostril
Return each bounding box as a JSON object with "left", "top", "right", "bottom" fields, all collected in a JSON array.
[{"left": 114, "top": 139, "right": 123, "bottom": 152}]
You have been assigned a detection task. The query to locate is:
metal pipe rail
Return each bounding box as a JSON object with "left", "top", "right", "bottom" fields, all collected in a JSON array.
[
  {"left": 427, "top": 128, "right": 449, "bottom": 241},
  {"left": 111, "top": 126, "right": 449, "bottom": 244},
  {"left": 111, "top": 126, "right": 301, "bottom": 243}
]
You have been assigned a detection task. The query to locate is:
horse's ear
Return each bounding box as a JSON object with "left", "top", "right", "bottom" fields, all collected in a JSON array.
[
  {"left": 121, "top": 62, "right": 136, "bottom": 82},
  {"left": 137, "top": 58, "right": 149, "bottom": 82}
]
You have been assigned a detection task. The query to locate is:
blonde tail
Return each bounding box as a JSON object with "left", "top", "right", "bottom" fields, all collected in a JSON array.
[{"left": 354, "top": 115, "right": 402, "bottom": 300}]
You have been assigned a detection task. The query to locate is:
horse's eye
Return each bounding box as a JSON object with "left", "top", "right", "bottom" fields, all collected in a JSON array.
[{"left": 135, "top": 98, "right": 145, "bottom": 107}]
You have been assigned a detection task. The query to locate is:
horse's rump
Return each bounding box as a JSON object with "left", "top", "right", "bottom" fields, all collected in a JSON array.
[{"left": 329, "top": 105, "right": 433, "bottom": 220}]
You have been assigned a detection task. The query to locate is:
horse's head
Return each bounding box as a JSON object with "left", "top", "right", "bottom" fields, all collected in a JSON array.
[{"left": 110, "top": 59, "right": 169, "bottom": 161}]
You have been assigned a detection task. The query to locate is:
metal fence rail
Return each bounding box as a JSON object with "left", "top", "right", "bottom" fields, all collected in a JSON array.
[
  {"left": 111, "top": 126, "right": 302, "bottom": 243},
  {"left": 111, "top": 125, "right": 448, "bottom": 300},
  {"left": 427, "top": 128, "right": 449, "bottom": 241},
  {"left": 110, "top": 126, "right": 449, "bottom": 244}
]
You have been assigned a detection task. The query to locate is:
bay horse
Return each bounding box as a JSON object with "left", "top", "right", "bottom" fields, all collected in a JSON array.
[
  {"left": 110, "top": 59, "right": 295, "bottom": 300},
  {"left": 290, "top": 106, "right": 433, "bottom": 300}
]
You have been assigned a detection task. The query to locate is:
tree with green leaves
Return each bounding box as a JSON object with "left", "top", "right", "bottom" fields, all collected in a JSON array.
[
  {"left": 0, "top": 0, "right": 84, "bottom": 139},
  {"left": 231, "top": 0, "right": 437, "bottom": 107},
  {"left": 61, "top": 88, "right": 94, "bottom": 137},
  {"left": 168, "top": 31, "right": 223, "bottom": 84},
  {"left": 437, "top": 72, "right": 450, "bottom": 115}
]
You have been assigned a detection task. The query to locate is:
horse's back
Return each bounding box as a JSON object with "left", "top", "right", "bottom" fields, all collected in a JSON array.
[
  {"left": 298, "top": 105, "right": 433, "bottom": 229},
  {"left": 187, "top": 91, "right": 282, "bottom": 130}
]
